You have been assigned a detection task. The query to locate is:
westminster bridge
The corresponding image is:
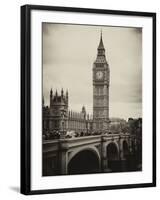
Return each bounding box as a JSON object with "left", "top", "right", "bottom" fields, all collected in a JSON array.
[{"left": 43, "top": 133, "right": 141, "bottom": 176}]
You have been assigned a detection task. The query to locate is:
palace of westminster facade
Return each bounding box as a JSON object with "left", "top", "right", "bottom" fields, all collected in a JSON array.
[{"left": 43, "top": 32, "right": 110, "bottom": 138}]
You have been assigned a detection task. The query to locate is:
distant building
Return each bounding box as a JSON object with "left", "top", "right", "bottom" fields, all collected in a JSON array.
[
  {"left": 109, "top": 118, "right": 127, "bottom": 134},
  {"left": 110, "top": 118, "right": 127, "bottom": 125},
  {"left": 128, "top": 118, "right": 142, "bottom": 137}
]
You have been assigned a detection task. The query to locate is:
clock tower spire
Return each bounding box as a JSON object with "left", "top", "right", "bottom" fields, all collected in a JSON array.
[
  {"left": 98, "top": 30, "right": 105, "bottom": 53},
  {"left": 93, "top": 31, "right": 110, "bottom": 133}
]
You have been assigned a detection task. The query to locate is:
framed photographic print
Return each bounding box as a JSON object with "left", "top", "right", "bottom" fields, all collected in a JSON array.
[{"left": 21, "top": 4, "right": 156, "bottom": 195}]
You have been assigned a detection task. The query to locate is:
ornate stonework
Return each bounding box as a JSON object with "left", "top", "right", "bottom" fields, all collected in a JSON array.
[{"left": 93, "top": 32, "right": 110, "bottom": 132}]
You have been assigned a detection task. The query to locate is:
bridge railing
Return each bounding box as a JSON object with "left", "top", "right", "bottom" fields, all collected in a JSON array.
[
  {"left": 43, "top": 129, "right": 132, "bottom": 140},
  {"left": 43, "top": 132, "right": 132, "bottom": 144}
]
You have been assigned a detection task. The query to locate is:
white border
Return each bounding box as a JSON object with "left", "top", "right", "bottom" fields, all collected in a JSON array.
[{"left": 31, "top": 10, "right": 153, "bottom": 190}]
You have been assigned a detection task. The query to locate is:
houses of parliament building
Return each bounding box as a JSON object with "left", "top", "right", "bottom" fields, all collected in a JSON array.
[
  {"left": 43, "top": 89, "right": 93, "bottom": 137},
  {"left": 43, "top": 32, "right": 110, "bottom": 138}
]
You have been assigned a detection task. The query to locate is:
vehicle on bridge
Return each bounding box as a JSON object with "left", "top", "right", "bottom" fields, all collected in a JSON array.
[{"left": 66, "top": 130, "right": 77, "bottom": 138}]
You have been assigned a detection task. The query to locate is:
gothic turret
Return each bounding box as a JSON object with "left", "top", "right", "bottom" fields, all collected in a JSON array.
[
  {"left": 50, "top": 88, "right": 53, "bottom": 106},
  {"left": 82, "top": 106, "right": 86, "bottom": 119},
  {"left": 55, "top": 90, "right": 58, "bottom": 101},
  {"left": 66, "top": 89, "right": 68, "bottom": 106},
  {"left": 61, "top": 88, "right": 64, "bottom": 97}
]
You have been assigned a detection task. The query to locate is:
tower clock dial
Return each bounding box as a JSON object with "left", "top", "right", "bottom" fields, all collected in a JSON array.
[{"left": 96, "top": 71, "right": 103, "bottom": 80}]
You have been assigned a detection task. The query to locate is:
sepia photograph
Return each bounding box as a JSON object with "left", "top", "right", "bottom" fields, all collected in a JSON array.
[
  {"left": 42, "top": 23, "right": 142, "bottom": 176},
  {"left": 21, "top": 5, "right": 156, "bottom": 194}
]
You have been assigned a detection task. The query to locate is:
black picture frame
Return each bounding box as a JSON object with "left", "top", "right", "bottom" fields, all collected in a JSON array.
[{"left": 21, "top": 4, "right": 156, "bottom": 195}]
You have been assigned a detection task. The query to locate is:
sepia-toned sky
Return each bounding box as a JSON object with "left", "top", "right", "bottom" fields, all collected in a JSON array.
[{"left": 43, "top": 23, "right": 142, "bottom": 120}]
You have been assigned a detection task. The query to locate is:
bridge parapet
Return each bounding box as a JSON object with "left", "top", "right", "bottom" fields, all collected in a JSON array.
[
  {"left": 43, "top": 133, "right": 133, "bottom": 153},
  {"left": 43, "top": 140, "right": 59, "bottom": 153}
]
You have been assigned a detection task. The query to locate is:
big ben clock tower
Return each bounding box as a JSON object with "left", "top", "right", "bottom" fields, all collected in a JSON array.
[{"left": 93, "top": 31, "right": 110, "bottom": 132}]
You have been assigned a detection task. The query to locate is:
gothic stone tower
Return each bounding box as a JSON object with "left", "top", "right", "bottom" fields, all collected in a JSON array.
[
  {"left": 49, "top": 88, "right": 68, "bottom": 137},
  {"left": 93, "top": 32, "right": 110, "bottom": 132}
]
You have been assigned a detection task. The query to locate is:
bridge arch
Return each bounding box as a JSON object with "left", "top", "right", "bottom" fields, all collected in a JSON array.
[
  {"left": 106, "top": 142, "right": 119, "bottom": 160},
  {"left": 68, "top": 147, "right": 100, "bottom": 175},
  {"left": 106, "top": 142, "right": 119, "bottom": 172}
]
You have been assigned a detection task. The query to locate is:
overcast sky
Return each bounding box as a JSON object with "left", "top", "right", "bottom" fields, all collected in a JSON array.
[{"left": 43, "top": 23, "right": 142, "bottom": 120}]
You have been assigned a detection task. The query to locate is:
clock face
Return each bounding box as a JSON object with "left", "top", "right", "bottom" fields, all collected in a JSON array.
[{"left": 96, "top": 71, "right": 103, "bottom": 80}]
